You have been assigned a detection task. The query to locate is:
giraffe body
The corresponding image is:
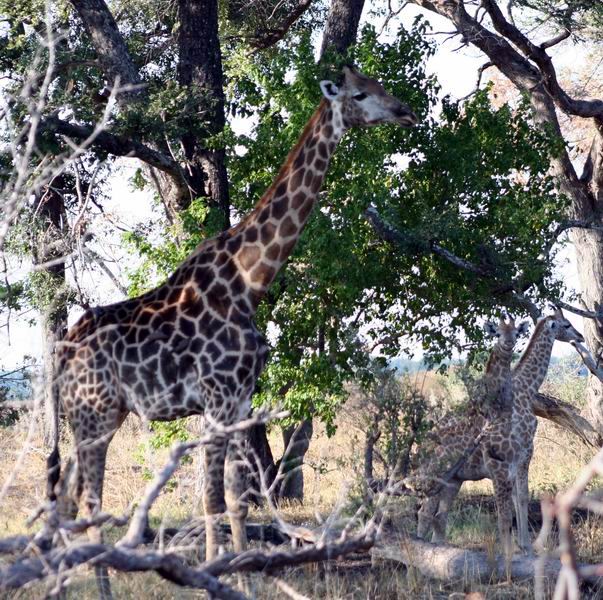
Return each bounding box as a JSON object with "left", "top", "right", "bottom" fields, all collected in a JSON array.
[
  {"left": 48, "top": 67, "right": 417, "bottom": 572},
  {"left": 415, "top": 310, "right": 583, "bottom": 561}
]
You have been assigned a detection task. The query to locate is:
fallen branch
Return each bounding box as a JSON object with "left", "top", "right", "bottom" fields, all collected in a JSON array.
[
  {"left": 533, "top": 392, "right": 600, "bottom": 448},
  {"left": 0, "top": 543, "right": 246, "bottom": 599},
  {"left": 0, "top": 531, "right": 375, "bottom": 593},
  {"left": 373, "top": 535, "right": 571, "bottom": 583}
]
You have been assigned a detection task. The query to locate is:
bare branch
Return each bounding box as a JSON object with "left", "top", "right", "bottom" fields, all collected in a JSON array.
[
  {"left": 571, "top": 341, "right": 603, "bottom": 384},
  {"left": 247, "top": 0, "right": 314, "bottom": 52},
  {"left": 539, "top": 29, "right": 571, "bottom": 50},
  {"left": 364, "top": 206, "right": 494, "bottom": 277},
  {"left": 40, "top": 116, "right": 186, "bottom": 183}
]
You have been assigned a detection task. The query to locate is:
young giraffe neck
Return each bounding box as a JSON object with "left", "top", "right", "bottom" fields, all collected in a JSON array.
[
  {"left": 480, "top": 339, "right": 515, "bottom": 409},
  {"left": 184, "top": 98, "right": 345, "bottom": 317},
  {"left": 485, "top": 342, "right": 514, "bottom": 380},
  {"left": 513, "top": 319, "right": 556, "bottom": 397}
]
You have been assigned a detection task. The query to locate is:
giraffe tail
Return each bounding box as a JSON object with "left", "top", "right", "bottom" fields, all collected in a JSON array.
[{"left": 46, "top": 381, "right": 61, "bottom": 503}]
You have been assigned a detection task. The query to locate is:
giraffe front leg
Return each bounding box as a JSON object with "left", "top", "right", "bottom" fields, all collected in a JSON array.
[
  {"left": 78, "top": 437, "right": 113, "bottom": 600},
  {"left": 431, "top": 479, "right": 461, "bottom": 543},
  {"left": 514, "top": 461, "right": 532, "bottom": 553},
  {"left": 492, "top": 472, "right": 514, "bottom": 579},
  {"left": 203, "top": 440, "right": 228, "bottom": 561}
]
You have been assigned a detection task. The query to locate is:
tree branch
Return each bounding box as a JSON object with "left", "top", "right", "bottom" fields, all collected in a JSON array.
[
  {"left": 40, "top": 116, "right": 186, "bottom": 184},
  {"left": 69, "top": 0, "right": 143, "bottom": 103},
  {"left": 482, "top": 0, "right": 603, "bottom": 119},
  {"left": 248, "top": 0, "right": 314, "bottom": 52}
]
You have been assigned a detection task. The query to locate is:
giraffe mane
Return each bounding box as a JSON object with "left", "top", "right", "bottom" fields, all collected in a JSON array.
[
  {"left": 234, "top": 99, "right": 329, "bottom": 231},
  {"left": 514, "top": 317, "right": 548, "bottom": 370}
]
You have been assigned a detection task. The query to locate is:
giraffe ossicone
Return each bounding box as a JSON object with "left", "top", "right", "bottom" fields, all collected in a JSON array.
[{"left": 46, "top": 66, "right": 418, "bottom": 582}]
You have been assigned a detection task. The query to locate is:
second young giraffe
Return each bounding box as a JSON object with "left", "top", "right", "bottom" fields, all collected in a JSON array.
[
  {"left": 47, "top": 66, "right": 418, "bottom": 573},
  {"left": 415, "top": 310, "right": 583, "bottom": 561},
  {"left": 412, "top": 315, "right": 528, "bottom": 565}
]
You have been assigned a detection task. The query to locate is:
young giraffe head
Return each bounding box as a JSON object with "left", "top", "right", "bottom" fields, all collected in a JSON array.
[
  {"left": 484, "top": 314, "right": 530, "bottom": 356},
  {"left": 319, "top": 65, "right": 418, "bottom": 131},
  {"left": 543, "top": 308, "right": 584, "bottom": 344}
]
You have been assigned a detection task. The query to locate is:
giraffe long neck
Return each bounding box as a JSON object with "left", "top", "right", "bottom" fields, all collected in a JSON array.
[
  {"left": 513, "top": 320, "right": 555, "bottom": 396},
  {"left": 229, "top": 99, "right": 343, "bottom": 310},
  {"left": 181, "top": 98, "right": 345, "bottom": 317}
]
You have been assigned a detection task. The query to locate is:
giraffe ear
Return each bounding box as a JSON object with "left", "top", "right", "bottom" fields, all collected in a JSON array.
[
  {"left": 484, "top": 322, "right": 498, "bottom": 337},
  {"left": 320, "top": 80, "right": 340, "bottom": 100},
  {"left": 517, "top": 321, "right": 530, "bottom": 336}
]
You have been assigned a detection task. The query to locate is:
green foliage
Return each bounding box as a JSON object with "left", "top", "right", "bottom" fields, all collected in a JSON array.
[
  {"left": 148, "top": 419, "right": 191, "bottom": 449},
  {"left": 122, "top": 197, "right": 216, "bottom": 296},
  {"left": 369, "top": 86, "right": 568, "bottom": 364}
]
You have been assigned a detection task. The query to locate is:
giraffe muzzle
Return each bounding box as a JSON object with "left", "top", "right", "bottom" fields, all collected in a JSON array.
[{"left": 394, "top": 108, "right": 418, "bottom": 127}]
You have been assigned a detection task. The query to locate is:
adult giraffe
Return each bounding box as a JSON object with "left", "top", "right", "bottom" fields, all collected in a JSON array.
[{"left": 47, "top": 66, "right": 417, "bottom": 565}]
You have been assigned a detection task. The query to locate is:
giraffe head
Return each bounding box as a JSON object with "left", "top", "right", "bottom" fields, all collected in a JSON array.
[
  {"left": 319, "top": 65, "right": 418, "bottom": 129},
  {"left": 543, "top": 308, "right": 584, "bottom": 344},
  {"left": 484, "top": 315, "right": 530, "bottom": 354}
]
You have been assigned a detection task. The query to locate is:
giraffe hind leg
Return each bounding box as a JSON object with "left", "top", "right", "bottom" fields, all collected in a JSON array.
[
  {"left": 225, "top": 431, "right": 249, "bottom": 553},
  {"left": 514, "top": 462, "right": 532, "bottom": 553},
  {"left": 492, "top": 472, "right": 514, "bottom": 578},
  {"left": 75, "top": 414, "right": 121, "bottom": 600},
  {"left": 203, "top": 439, "right": 228, "bottom": 560}
]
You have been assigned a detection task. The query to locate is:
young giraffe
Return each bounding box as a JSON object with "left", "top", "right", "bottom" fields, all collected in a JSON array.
[
  {"left": 47, "top": 66, "right": 417, "bottom": 566},
  {"left": 508, "top": 308, "right": 583, "bottom": 552},
  {"left": 414, "top": 316, "right": 528, "bottom": 565},
  {"left": 416, "top": 310, "right": 583, "bottom": 560}
]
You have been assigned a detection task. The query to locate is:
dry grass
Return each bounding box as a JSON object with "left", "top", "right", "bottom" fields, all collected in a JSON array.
[{"left": 0, "top": 382, "right": 601, "bottom": 598}]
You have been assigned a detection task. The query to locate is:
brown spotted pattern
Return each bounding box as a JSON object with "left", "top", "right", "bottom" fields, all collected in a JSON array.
[{"left": 49, "top": 65, "right": 418, "bottom": 565}]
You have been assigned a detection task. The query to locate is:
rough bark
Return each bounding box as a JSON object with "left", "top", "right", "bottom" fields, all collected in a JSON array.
[
  {"left": 69, "top": 0, "right": 142, "bottom": 103},
  {"left": 405, "top": 0, "right": 603, "bottom": 433},
  {"left": 278, "top": 418, "right": 313, "bottom": 500},
  {"left": 176, "top": 0, "right": 230, "bottom": 226},
  {"left": 571, "top": 227, "right": 603, "bottom": 435},
  {"left": 320, "top": 0, "right": 365, "bottom": 59}
]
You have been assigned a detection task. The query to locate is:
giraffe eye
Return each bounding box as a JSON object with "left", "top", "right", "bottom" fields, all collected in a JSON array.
[{"left": 353, "top": 92, "right": 367, "bottom": 101}]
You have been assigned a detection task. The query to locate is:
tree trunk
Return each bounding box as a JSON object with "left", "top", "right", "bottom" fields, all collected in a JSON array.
[
  {"left": 278, "top": 419, "right": 313, "bottom": 501},
  {"left": 571, "top": 228, "right": 603, "bottom": 440},
  {"left": 35, "top": 188, "right": 68, "bottom": 448},
  {"left": 320, "top": 0, "right": 365, "bottom": 59},
  {"left": 247, "top": 423, "right": 277, "bottom": 506},
  {"left": 176, "top": 0, "right": 230, "bottom": 227}
]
